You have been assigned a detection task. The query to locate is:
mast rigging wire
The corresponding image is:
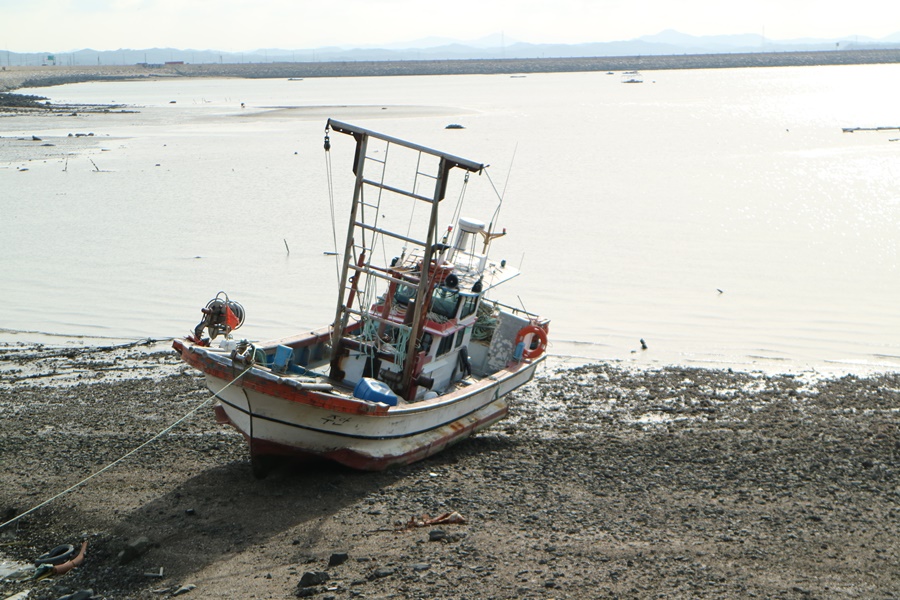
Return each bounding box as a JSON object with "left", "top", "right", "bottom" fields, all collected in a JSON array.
[{"left": 325, "top": 128, "right": 341, "bottom": 282}]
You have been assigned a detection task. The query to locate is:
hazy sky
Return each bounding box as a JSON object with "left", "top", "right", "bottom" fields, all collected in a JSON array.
[{"left": 1, "top": 0, "right": 897, "bottom": 53}]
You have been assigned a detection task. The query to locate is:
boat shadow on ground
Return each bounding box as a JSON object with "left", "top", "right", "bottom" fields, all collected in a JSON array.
[
  {"left": 102, "top": 434, "right": 522, "bottom": 591},
  {"left": 82, "top": 456, "right": 410, "bottom": 591}
]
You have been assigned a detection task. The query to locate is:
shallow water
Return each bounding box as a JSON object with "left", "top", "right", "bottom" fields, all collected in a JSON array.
[{"left": 2, "top": 65, "right": 899, "bottom": 374}]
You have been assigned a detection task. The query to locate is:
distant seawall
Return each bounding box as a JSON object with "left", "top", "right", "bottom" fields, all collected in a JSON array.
[{"left": 2, "top": 48, "right": 899, "bottom": 93}]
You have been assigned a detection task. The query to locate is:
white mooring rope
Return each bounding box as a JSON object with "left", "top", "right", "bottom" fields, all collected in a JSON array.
[{"left": 0, "top": 364, "right": 253, "bottom": 531}]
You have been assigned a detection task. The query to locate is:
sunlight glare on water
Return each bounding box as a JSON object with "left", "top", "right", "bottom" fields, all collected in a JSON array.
[{"left": 2, "top": 64, "right": 899, "bottom": 374}]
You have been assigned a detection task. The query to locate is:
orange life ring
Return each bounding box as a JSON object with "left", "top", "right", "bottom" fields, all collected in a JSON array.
[{"left": 515, "top": 324, "right": 547, "bottom": 360}]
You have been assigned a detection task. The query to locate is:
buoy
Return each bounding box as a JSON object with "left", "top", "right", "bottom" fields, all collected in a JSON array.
[{"left": 515, "top": 324, "right": 547, "bottom": 360}]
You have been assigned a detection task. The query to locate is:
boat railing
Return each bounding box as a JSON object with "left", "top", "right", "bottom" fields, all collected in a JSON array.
[
  {"left": 347, "top": 262, "right": 421, "bottom": 289},
  {"left": 343, "top": 305, "right": 412, "bottom": 332},
  {"left": 486, "top": 297, "right": 543, "bottom": 321}
]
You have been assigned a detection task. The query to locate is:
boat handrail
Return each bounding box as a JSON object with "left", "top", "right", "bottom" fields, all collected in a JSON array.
[
  {"left": 486, "top": 297, "right": 543, "bottom": 320},
  {"left": 347, "top": 263, "right": 420, "bottom": 288},
  {"left": 342, "top": 306, "right": 413, "bottom": 331}
]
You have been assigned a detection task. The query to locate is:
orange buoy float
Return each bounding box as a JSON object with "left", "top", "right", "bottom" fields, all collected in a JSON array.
[{"left": 515, "top": 324, "right": 548, "bottom": 360}]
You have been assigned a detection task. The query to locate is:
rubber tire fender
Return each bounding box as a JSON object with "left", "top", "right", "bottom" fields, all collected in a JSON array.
[{"left": 35, "top": 544, "right": 76, "bottom": 566}]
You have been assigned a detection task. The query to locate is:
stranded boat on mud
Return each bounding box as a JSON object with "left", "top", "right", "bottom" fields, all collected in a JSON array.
[{"left": 173, "top": 119, "right": 549, "bottom": 475}]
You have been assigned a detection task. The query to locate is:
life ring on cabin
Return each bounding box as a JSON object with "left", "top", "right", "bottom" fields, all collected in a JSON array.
[{"left": 515, "top": 324, "right": 547, "bottom": 360}]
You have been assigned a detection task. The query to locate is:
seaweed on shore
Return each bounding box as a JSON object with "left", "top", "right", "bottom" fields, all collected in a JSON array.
[{"left": 0, "top": 92, "right": 50, "bottom": 109}]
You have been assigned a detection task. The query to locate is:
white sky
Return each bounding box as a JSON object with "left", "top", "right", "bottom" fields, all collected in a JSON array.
[{"left": 1, "top": 0, "right": 897, "bottom": 53}]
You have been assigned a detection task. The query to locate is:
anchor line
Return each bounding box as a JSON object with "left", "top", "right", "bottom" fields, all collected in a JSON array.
[{"left": 0, "top": 363, "right": 253, "bottom": 531}]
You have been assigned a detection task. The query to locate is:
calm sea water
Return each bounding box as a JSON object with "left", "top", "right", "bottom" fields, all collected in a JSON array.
[{"left": 2, "top": 65, "right": 899, "bottom": 374}]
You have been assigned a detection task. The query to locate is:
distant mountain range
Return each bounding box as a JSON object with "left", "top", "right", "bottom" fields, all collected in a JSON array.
[{"left": 4, "top": 30, "right": 900, "bottom": 67}]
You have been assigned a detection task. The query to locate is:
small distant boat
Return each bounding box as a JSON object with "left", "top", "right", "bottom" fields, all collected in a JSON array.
[
  {"left": 445, "top": 123, "right": 465, "bottom": 129},
  {"left": 174, "top": 119, "right": 549, "bottom": 475},
  {"left": 621, "top": 71, "right": 643, "bottom": 84}
]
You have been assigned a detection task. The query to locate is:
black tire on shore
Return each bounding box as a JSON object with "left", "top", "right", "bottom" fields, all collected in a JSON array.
[{"left": 34, "top": 543, "right": 76, "bottom": 565}]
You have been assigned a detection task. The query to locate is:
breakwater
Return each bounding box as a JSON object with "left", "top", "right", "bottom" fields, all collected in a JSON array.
[{"left": 2, "top": 48, "right": 900, "bottom": 93}]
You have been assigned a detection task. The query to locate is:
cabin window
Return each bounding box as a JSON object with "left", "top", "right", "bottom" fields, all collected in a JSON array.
[
  {"left": 394, "top": 285, "right": 416, "bottom": 306},
  {"left": 420, "top": 333, "right": 433, "bottom": 354},
  {"left": 459, "top": 294, "right": 478, "bottom": 319},
  {"left": 436, "top": 333, "right": 455, "bottom": 357},
  {"left": 431, "top": 287, "right": 460, "bottom": 318},
  {"left": 455, "top": 328, "right": 467, "bottom": 348}
]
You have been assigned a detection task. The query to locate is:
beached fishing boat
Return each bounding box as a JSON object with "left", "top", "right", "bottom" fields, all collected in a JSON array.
[{"left": 173, "top": 119, "right": 549, "bottom": 475}]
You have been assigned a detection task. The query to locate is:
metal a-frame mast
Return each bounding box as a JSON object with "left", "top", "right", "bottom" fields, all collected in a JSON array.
[{"left": 325, "top": 119, "right": 484, "bottom": 393}]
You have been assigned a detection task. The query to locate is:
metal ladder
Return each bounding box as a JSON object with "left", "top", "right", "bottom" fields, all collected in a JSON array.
[{"left": 326, "top": 119, "right": 485, "bottom": 388}]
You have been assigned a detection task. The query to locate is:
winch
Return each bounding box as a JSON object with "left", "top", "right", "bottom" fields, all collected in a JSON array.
[{"left": 192, "top": 292, "right": 245, "bottom": 342}]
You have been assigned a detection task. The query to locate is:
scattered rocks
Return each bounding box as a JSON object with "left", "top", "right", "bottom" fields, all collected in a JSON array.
[
  {"left": 367, "top": 566, "right": 395, "bottom": 580},
  {"left": 297, "top": 571, "right": 329, "bottom": 587},
  {"left": 0, "top": 347, "right": 897, "bottom": 599},
  {"left": 54, "top": 591, "right": 94, "bottom": 600},
  {"left": 117, "top": 536, "right": 150, "bottom": 565}
]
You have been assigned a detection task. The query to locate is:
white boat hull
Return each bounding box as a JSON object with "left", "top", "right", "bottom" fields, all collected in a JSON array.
[{"left": 177, "top": 339, "right": 542, "bottom": 471}]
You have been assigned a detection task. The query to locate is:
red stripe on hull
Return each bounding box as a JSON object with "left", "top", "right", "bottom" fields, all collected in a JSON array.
[
  {"left": 176, "top": 338, "right": 539, "bottom": 472},
  {"left": 213, "top": 401, "right": 507, "bottom": 471},
  {"left": 174, "top": 339, "right": 388, "bottom": 416}
]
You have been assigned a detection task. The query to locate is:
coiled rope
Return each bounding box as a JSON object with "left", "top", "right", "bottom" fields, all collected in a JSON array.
[
  {"left": 472, "top": 301, "right": 500, "bottom": 341},
  {"left": 0, "top": 363, "right": 253, "bottom": 531}
]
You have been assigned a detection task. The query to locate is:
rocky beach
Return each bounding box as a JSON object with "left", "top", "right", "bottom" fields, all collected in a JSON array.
[{"left": 0, "top": 342, "right": 897, "bottom": 599}]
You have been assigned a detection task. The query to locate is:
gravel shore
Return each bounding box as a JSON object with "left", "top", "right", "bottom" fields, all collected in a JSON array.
[{"left": 1, "top": 342, "right": 897, "bottom": 599}]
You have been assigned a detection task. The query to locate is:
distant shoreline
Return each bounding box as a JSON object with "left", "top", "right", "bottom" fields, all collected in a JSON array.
[{"left": 2, "top": 48, "right": 900, "bottom": 94}]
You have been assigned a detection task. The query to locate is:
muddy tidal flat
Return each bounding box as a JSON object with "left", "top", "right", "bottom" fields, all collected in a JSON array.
[{"left": 0, "top": 342, "right": 897, "bottom": 599}]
